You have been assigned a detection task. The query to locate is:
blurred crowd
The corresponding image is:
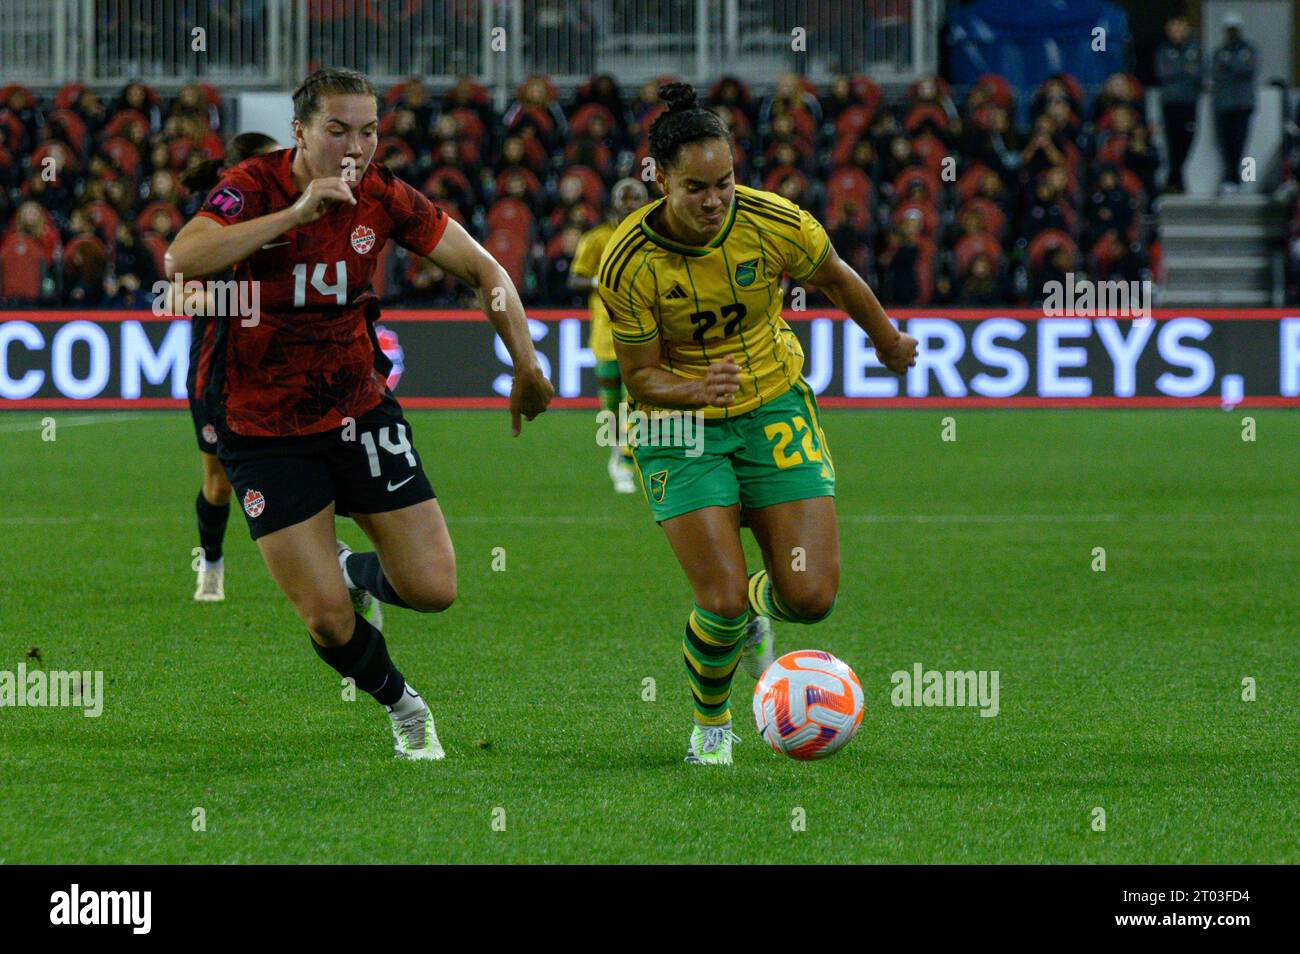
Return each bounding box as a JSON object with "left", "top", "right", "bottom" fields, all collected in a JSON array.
[
  {"left": 0, "top": 67, "right": 1167, "bottom": 309},
  {"left": 0, "top": 81, "right": 220, "bottom": 307}
]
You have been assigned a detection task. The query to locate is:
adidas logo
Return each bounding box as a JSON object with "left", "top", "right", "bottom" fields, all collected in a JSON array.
[{"left": 665, "top": 284, "right": 688, "bottom": 300}]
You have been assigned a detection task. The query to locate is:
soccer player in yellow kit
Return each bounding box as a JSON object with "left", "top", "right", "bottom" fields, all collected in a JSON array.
[
  {"left": 569, "top": 178, "right": 649, "bottom": 492},
  {"left": 599, "top": 83, "right": 917, "bottom": 765}
]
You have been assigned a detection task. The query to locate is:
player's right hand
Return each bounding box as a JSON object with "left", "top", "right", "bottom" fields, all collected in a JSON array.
[
  {"left": 698, "top": 356, "right": 742, "bottom": 407},
  {"left": 876, "top": 331, "right": 918, "bottom": 374},
  {"left": 289, "top": 177, "right": 356, "bottom": 226}
]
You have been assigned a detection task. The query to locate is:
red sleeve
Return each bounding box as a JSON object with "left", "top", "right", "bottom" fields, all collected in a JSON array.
[
  {"left": 388, "top": 177, "right": 449, "bottom": 257},
  {"left": 194, "top": 164, "right": 266, "bottom": 226}
]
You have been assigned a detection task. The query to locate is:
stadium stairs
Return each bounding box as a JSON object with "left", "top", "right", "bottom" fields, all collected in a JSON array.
[{"left": 1156, "top": 194, "right": 1288, "bottom": 307}]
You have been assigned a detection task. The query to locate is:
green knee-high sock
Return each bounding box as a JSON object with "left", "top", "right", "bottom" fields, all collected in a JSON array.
[
  {"left": 747, "top": 569, "right": 836, "bottom": 623},
  {"left": 682, "top": 605, "right": 748, "bottom": 726},
  {"left": 619, "top": 395, "right": 634, "bottom": 463},
  {"left": 596, "top": 359, "right": 621, "bottom": 415}
]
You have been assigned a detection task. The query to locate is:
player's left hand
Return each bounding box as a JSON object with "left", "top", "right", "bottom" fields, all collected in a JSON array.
[{"left": 510, "top": 365, "right": 555, "bottom": 436}]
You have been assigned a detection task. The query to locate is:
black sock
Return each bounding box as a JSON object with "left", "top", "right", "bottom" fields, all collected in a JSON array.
[
  {"left": 345, "top": 551, "right": 412, "bottom": 609},
  {"left": 311, "top": 612, "right": 406, "bottom": 706},
  {"left": 195, "top": 490, "right": 230, "bottom": 563}
]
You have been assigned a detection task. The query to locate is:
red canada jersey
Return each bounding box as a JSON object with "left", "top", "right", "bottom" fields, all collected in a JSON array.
[{"left": 194, "top": 148, "right": 447, "bottom": 436}]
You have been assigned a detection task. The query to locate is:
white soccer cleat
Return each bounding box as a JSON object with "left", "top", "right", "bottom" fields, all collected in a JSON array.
[
  {"left": 605, "top": 447, "right": 637, "bottom": 493},
  {"left": 337, "top": 539, "right": 383, "bottom": 631},
  {"left": 613, "top": 469, "right": 636, "bottom": 494},
  {"left": 608, "top": 447, "right": 636, "bottom": 494},
  {"left": 388, "top": 691, "right": 445, "bottom": 761},
  {"left": 740, "top": 615, "right": 775, "bottom": 679},
  {"left": 684, "top": 723, "right": 740, "bottom": 766},
  {"left": 194, "top": 561, "right": 225, "bottom": 602}
]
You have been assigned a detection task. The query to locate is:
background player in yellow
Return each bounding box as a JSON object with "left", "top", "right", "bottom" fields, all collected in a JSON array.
[
  {"left": 599, "top": 83, "right": 918, "bottom": 766},
  {"left": 569, "top": 178, "right": 649, "bottom": 493}
]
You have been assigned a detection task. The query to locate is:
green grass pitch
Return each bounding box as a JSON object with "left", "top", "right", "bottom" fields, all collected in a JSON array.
[{"left": 0, "top": 408, "right": 1296, "bottom": 864}]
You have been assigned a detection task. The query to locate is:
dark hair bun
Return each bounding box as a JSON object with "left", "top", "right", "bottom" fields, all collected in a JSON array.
[
  {"left": 659, "top": 82, "right": 698, "bottom": 113},
  {"left": 647, "top": 82, "right": 726, "bottom": 169}
]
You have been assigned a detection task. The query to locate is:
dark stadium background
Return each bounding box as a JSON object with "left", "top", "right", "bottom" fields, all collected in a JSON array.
[
  {"left": 0, "top": 1, "right": 1296, "bottom": 310},
  {"left": 1, "top": 0, "right": 1298, "bottom": 408}
]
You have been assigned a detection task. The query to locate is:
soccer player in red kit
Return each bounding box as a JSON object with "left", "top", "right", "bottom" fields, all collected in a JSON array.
[
  {"left": 179, "top": 131, "right": 280, "bottom": 603},
  {"left": 165, "top": 68, "right": 555, "bottom": 760}
]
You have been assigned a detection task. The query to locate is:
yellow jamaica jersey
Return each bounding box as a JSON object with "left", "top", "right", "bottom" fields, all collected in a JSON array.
[
  {"left": 596, "top": 184, "right": 832, "bottom": 418},
  {"left": 571, "top": 219, "right": 618, "bottom": 328}
]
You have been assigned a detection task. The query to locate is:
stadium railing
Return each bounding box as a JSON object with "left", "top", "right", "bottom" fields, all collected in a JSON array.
[
  {"left": 0, "top": 0, "right": 82, "bottom": 86},
  {"left": 2, "top": 0, "right": 940, "bottom": 93}
]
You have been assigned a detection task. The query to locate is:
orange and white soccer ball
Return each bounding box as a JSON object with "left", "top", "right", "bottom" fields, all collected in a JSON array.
[{"left": 752, "top": 650, "right": 864, "bottom": 760}]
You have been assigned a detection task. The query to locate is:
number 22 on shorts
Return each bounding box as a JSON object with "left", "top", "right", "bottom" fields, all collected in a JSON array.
[{"left": 764, "top": 416, "right": 822, "bottom": 469}]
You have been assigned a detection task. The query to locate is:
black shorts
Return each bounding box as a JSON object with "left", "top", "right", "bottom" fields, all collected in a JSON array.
[
  {"left": 218, "top": 397, "right": 436, "bottom": 540},
  {"left": 189, "top": 395, "right": 221, "bottom": 454}
]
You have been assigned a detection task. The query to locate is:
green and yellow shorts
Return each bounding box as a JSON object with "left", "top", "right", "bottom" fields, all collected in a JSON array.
[{"left": 629, "top": 378, "right": 835, "bottom": 523}]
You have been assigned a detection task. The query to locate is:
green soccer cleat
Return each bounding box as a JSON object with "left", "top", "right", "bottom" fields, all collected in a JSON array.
[
  {"left": 685, "top": 723, "right": 740, "bottom": 766},
  {"left": 740, "top": 615, "right": 775, "bottom": 679},
  {"left": 336, "top": 539, "right": 383, "bottom": 631},
  {"left": 387, "top": 689, "right": 445, "bottom": 761}
]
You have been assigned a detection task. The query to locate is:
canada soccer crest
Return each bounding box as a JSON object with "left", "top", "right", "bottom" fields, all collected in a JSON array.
[
  {"left": 201, "top": 424, "right": 217, "bottom": 445},
  {"left": 242, "top": 488, "right": 265, "bottom": 518},
  {"left": 350, "top": 224, "right": 376, "bottom": 254},
  {"left": 375, "top": 324, "right": 405, "bottom": 391}
]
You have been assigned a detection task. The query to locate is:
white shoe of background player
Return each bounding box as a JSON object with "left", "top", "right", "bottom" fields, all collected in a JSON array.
[{"left": 194, "top": 559, "right": 225, "bottom": 602}]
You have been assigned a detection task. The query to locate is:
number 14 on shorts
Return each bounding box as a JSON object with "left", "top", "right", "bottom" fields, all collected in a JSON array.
[{"left": 359, "top": 423, "right": 416, "bottom": 481}]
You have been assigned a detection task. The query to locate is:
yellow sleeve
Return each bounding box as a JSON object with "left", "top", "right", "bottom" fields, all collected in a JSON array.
[
  {"left": 599, "top": 270, "right": 659, "bottom": 345},
  {"left": 571, "top": 230, "right": 603, "bottom": 278},
  {"left": 780, "top": 206, "right": 834, "bottom": 284}
]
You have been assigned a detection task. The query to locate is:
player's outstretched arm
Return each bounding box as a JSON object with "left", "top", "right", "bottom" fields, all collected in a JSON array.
[
  {"left": 568, "top": 271, "right": 596, "bottom": 294},
  {"left": 808, "top": 246, "right": 918, "bottom": 374},
  {"left": 427, "top": 218, "right": 554, "bottom": 435},
  {"left": 165, "top": 176, "right": 357, "bottom": 280},
  {"left": 615, "top": 337, "right": 741, "bottom": 410}
]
